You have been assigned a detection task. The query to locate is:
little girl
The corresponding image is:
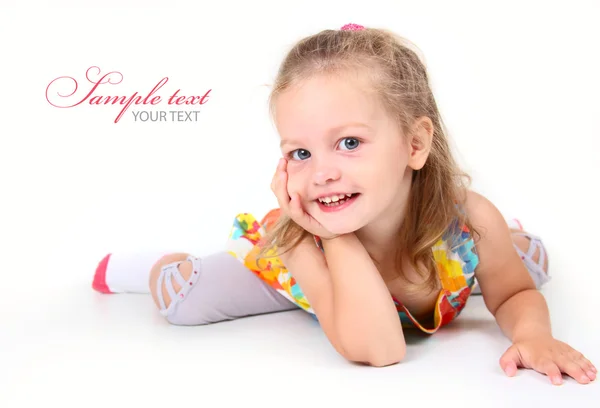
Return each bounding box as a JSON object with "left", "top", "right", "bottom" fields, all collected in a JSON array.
[{"left": 92, "top": 23, "right": 596, "bottom": 385}]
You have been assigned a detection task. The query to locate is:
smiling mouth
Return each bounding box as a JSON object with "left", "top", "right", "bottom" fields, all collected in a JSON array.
[{"left": 317, "top": 193, "right": 359, "bottom": 207}]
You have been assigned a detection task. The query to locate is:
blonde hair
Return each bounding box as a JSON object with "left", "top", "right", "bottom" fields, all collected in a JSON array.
[{"left": 257, "top": 27, "right": 479, "bottom": 293}]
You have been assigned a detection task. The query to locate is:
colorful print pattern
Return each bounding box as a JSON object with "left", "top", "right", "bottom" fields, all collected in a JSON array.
[{"left": 226, "top": 208, "right": 480, "bottom": 334}]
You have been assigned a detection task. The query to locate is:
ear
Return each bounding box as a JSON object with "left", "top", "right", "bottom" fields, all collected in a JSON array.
[{"left": 406, "top": 116, "right": 434, "bottom": 170}]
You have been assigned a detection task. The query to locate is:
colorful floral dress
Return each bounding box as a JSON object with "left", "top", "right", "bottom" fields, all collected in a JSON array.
[{"left": 225, "top": 208, "right": 480, "bottom": 334}]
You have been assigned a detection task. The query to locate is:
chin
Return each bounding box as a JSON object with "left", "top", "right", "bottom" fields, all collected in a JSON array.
[
  {"left": 308, "top": 196, "right": 371, "bottom": 234},
  {"left": 323, "top": 224, "right": 357, "bottom": 235},
  {"left": 312, "top": 214, "right": 366, "bottom": 236}
]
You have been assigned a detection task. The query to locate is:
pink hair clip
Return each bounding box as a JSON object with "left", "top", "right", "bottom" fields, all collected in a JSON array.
[{"left": 340, "top": 23, "right": 365, "bottom": 31}]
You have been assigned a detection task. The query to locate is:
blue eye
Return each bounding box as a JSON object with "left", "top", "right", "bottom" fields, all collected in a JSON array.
[
  {"left": 339, "top": 137, "right": 360, "bottom": 151},
  {"left": 291, "top": 149, "right": 311, "bottom": 161}
]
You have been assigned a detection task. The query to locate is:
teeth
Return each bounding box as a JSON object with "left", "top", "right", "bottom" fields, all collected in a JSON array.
[{"left": 318, "top": 193, "right": 354, "bottom": 203}]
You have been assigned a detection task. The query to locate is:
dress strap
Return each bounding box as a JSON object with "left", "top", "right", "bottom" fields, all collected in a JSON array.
[{"left": 313, "top": 235, "right": 325, "bottom": 253}]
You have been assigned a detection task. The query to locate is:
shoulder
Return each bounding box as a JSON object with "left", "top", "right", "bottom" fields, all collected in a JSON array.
[
  {"left": 462, "top": 189, "right": 513, "bottom": 264},
  {"left": 463, "top": 190, "right": 501, "bottom": 225},
  {"left": 462, "top": 190, "right": 537, "bottom": 313},
  {"left": 462, "top": 190, "right": 514, "bottom": 240}
]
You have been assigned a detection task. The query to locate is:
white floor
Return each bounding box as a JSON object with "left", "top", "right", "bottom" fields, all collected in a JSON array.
[{"left": 1, "top": 250, "right": 599, "bottom": 408}]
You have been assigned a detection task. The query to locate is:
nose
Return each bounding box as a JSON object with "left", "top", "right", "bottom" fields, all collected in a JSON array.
[{"left": 312, "top": 161, "right": 341, "bottom": 185}]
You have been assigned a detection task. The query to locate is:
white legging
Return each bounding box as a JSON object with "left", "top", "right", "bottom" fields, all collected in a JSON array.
[{"left": 157, "top": 251, "right": 299, "bottom": 326}]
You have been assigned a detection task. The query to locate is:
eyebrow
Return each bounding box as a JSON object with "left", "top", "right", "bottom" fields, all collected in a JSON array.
[{"left": 279, "top": 122, "right": 372, "bottom": 148}]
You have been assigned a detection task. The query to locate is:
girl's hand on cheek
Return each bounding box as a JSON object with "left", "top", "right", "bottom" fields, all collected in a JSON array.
[{"left": 271, "top": 158, "right": 339, "bottom": 240}]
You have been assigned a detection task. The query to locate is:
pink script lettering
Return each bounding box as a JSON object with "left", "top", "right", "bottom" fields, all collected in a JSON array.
[{"left": 45, "top": 66, "right": 211, "bottom": 123}]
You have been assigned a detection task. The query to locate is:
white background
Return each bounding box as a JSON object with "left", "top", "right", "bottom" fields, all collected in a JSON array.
[{"left": 1, "top": 0, "right": 599, "bottom": 406}]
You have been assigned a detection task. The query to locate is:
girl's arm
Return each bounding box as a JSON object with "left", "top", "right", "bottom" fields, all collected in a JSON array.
[
  {"left": 279, "top": 233, "right": 405, "bottom": 366},
  {"left": 277, "top": 234, "right": 348, "bottom": 359},
  {"left": 465, "top": 190, "right": 596, "bottom": 384},
  {"left": 321, "top": 233, "right": 406, "bottom": 366},
  {"left": 464, "top": 191, "right": 549, "bottom": 339}
]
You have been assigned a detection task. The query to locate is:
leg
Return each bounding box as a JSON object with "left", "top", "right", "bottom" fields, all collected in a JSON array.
[{"left": 149, "top": 251, "right": 299, "bottom": 325}]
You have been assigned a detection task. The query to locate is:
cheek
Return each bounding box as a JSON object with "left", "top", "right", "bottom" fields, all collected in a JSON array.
[
  {"left": 361, "top": 149, "right": 404, "bottom": 178},
  {"left": 381, "top": 143, "right": 408, "bottom": 174},
  {"left": 359, "top": 151, "right": 407, "bottom": 194}
]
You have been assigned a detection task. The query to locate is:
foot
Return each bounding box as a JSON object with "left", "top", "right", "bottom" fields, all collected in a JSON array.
[
  {"left": 92, "top": 251, "right": 174, "bottom": 294},
  {"left": 508, "top": 218, "right": 549, "bottom": 275},
  {"left": 511, "top": 234, "right": 549, "bottom": 275},
  {"left": 92, "top": 254, "right": 113, "bottom": 293}
]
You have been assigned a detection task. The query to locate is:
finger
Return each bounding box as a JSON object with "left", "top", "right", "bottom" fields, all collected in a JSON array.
[
  {"left": 575, "top": 354, "right": 596, "bottom": 381},
  {"left": 499, "top": 346, "right": 521, "bottom": 377},
  {"left": 272, "top": 161, "right": 291, "bottom": 209},
  {"left": 584, "top": 366, "right": 596, "bottom": 382},
  {"left": 574, "top": 351, "right": 596, "bottom": 375},
  {"left": 288, "top": 192, "right": 309, "bottom": 224},
  {"left": 556, "top": 356, "right": 592, "bottom": 384},
  {"left": 270, "top": 158, "right": 286, "bottom": 192},
  {"left": 566, "top": 348, "right": 596, "bottom": 383},
  {"left": 538, "top": 361, "right": 564, "bottom": 386},
  {"left": 276, "top": 157, "right": 286, "bottom": 170},
  {"left": 586, "top": 359, "right": 598, "bottom": 375},
  {"left": 503, "top": 360, "right": 518, "bottom": 377}
]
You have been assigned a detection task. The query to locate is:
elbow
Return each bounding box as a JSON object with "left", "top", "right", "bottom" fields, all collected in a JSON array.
[
  {"left": 368, "top": 347, "right": 406, "bottom": 367},
  {"left": 331, "top": 313, "right": 407, "bottom": 367},
  {"left": 346, "top": 344, "right": 407, "bottom": 367}
]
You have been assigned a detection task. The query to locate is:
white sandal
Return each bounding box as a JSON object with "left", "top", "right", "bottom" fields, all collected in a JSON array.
[{"left": 156, "top": 256, "right": 203, "bottom": 317}]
